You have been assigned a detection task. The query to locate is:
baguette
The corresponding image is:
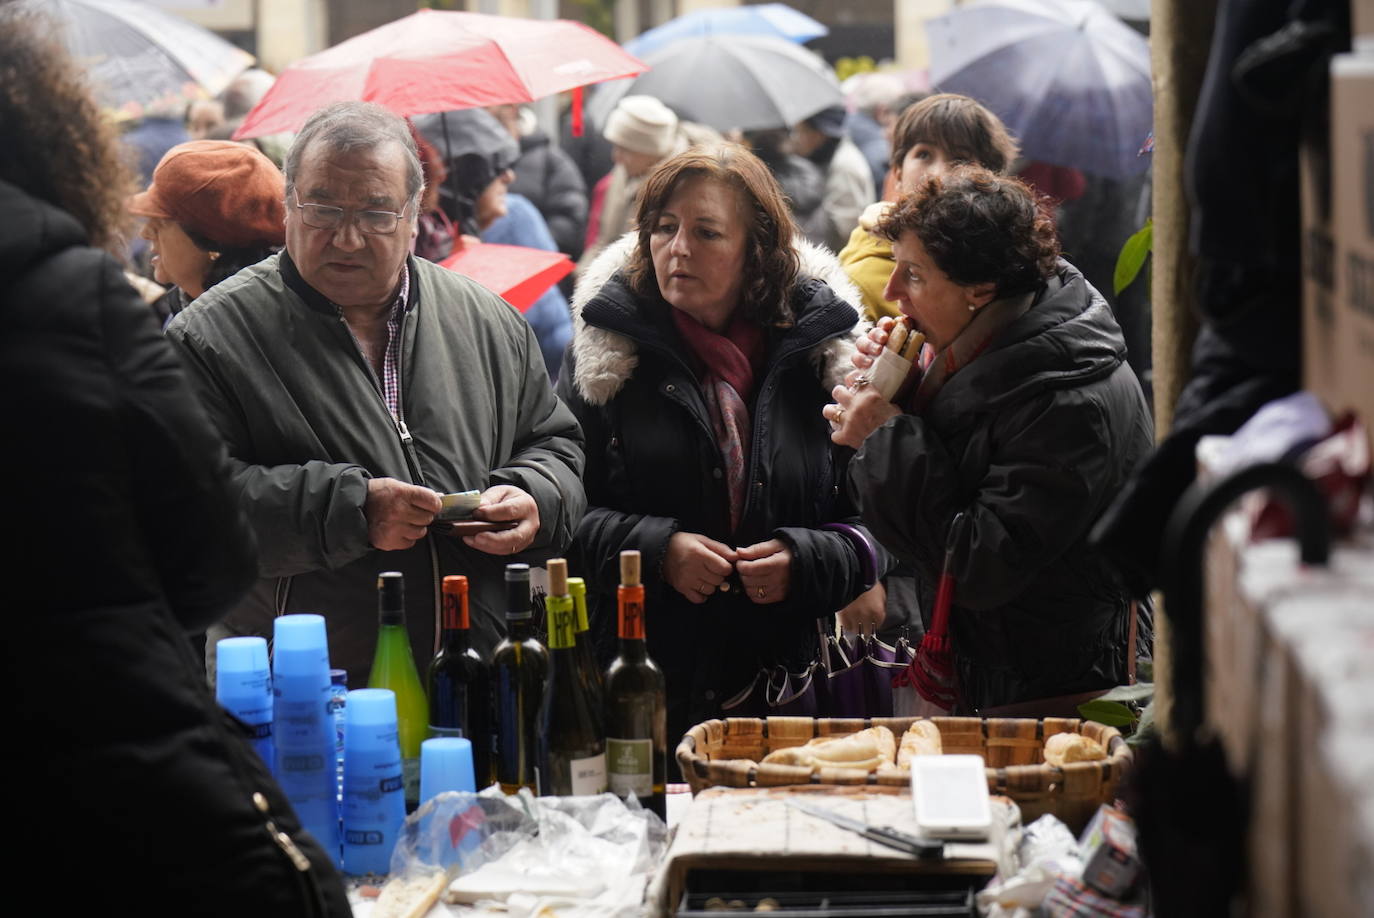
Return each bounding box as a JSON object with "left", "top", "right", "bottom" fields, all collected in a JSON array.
[{"left": 761, "top": 727, "right": 897, "bottom": 772}]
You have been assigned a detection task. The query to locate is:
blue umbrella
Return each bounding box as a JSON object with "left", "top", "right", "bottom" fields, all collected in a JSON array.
[
  {"left": 625, "top": 2, "right": 827, "bottom": 58},
  {"left": 926, "top": 0, "right": 1153, "bottom": 179}
]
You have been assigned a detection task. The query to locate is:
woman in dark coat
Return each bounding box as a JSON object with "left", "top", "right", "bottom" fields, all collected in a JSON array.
[
  {"left": 558, "top": 144, "right": 885, "bottom": 752},
  {"left": 830, "top": 166, "right": 1153, "bottom": 712},
  {"left": 0, "top": 6, "right": 349, "bottom": 913}
]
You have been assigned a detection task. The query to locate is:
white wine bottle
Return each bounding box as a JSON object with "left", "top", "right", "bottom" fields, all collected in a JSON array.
[
  {"left": 366, "top": 571, "right": 429, "bottom": 811},
  {"left": 603, "top": 550, "right": 666, "bottom": 818},
  {"left": 538, "top": 559, "right": 607, "bottom": 796},
  {"left": 492, "top": 563, "right": 549, "bottom": 794}
]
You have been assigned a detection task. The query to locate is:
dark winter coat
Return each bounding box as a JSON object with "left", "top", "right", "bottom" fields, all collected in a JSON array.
[
  {"left": 510, "top": 127, "right": 589, "bottom": 260},
  {"left": 558, "top": 235, "right": 885, "bottom": 748},
  {"left": 0, "top": 179, "right": 350, "bottom": 915},
  {"left": 849, "top": 261, "right": 1154, "bottom": 710}
]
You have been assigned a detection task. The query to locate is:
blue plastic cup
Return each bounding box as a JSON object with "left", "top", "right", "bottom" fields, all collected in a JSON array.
[
  {"left": 342, "top": 688, "right": 405, "bottom": 876},
  {"left": 420, "top": 737, "right": 476, "bottom": 804},
  {"left": 216, "top": 636, "right": 274, "bottom": 771},
  {"left": 272, "top": 614, "right": 340, "bottom": 866}
]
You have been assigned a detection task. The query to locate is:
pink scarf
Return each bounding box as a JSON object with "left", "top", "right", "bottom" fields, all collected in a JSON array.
[{"left": 671, "top": 309, "right": 765, "bottom": 532}]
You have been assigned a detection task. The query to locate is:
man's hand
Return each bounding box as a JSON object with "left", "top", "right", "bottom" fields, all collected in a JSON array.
[
  {"left": 664, "top": 532, "right": 737, "bottom": 604},
  {"left": 736, "top": 539, "right": 793, "bottom": 605},
  {"left": 464, "top": 484, "right": 540, "bottom": 555},
  {"left": 365, "top": 478, "right": 442, "bottom": 550}
]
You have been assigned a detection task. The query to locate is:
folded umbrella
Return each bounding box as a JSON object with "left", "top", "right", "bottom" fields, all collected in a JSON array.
[{"left": 894, "top": 511, "right": 968, "bottom": 711}]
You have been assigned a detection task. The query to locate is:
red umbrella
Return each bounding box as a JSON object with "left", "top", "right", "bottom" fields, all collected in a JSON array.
[
  {"left": 894, "top": 511, "right": 968, "bottom": 710},
  {"left": 234, "top": 10, "right": 646, "bottom": 139},
  {"left": 439, "top": 242, "right": 572, "bottom": 313}
]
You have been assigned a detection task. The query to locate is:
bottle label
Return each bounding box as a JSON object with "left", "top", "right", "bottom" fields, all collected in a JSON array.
[
  {"left": 546, "top": 597, "right": 576, "bottom": 649},
  {"left": 606, "top": 738, "right": 653, "bottom": 797},
  {"left": 570, "top": 752, "right": 608, "bottom": 795}
]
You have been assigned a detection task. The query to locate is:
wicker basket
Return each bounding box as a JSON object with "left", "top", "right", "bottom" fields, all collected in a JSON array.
[{"left": 675, "top": 715, "right": 1132, "bottom": 832}]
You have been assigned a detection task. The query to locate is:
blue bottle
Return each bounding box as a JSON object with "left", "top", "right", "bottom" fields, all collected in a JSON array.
[
  {"left": 342, "top": 688, "right": 406, "bottom": 876},
  {"left": 272, "top": 614, "right": 342, "bottom": 867},
  {"left": 215, "top": 636, "right": 274, "bottom": 773},
  {"left": 329, "top": 669, "right": 348, "bottom": 800}
]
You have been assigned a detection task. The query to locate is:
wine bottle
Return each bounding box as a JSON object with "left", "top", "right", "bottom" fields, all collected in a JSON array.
[
  {"left": 367, "top": 571, "right": 429, "bottom": 811},
  {"left": 492, "top": 563, "right": 549, "bottom": 794},
  {"left": 426, "top": 575, "right": 493, "bottom": 789},
  {"left": 603, "top": 550, "right": 667, "bottom": 819},
  {"left": 567, "top": 577, "right": 604, "bottom": 711},
  {"left": 538, "top": 559, "right": 607, "bottom": 796}
]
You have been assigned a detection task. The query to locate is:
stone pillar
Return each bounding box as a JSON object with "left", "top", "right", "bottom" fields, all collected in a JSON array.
[
  {"left": 256, "top": 0, "right": 327, "bottom": 76},
  {"left": 895, "top": 0, "right": 953, "bottom": 71}
]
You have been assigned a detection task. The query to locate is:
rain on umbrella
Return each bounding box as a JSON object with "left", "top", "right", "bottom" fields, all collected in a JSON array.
[
  {"left": 233, "top": 9, "right": 647, "bottom": 139},
  {"left": 624, "top": 2, "right": 828, "bottom": 58},
  {"left": 925, "top": 0, "right": 1153, "bottom": 179},
  {"left": 41, "top": 0, "right": 254, "bottom": 121},
  {"left": 587, "top": 34, "right": 842, "bottom": 134}
]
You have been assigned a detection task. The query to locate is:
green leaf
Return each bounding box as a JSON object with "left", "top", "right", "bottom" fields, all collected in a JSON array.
[
  {"left": 1113, "top": 219, "right": 1153, "bottom": 296},
  {"left": 1094, "top": 682, "right": 1154, "bottom": 705},
  {"left": 1127, "top": 700, "right": 1157, "bottom": 747},
  {"left": 1077, "top": 699, "right": 1139, "bottom": 728}
]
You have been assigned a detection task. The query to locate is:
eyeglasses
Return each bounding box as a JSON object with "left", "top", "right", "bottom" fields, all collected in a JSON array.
[{"left": 291, "top": 191, "right": 408, "bottom": 235}]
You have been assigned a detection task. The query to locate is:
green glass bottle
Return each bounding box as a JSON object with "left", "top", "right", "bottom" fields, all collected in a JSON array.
[
  {"left": 491, "top": 563, "right": 549, "bottom": 794},
  {"left": 538, "top": 559, "right": 607, "bottom": 796},
  {"left": 367, "top": 571, "right": 429, "bottom": 811},
  {"left": 604, "top": 550, "right": 667, "bottom": 819},
  {"left": 567, "top": 577, "right": 604, "bottom": 710}
]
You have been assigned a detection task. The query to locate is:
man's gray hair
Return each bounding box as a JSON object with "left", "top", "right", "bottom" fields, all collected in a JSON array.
[{"left": 284, "top": 101, "right": 424, "bottom": 213}]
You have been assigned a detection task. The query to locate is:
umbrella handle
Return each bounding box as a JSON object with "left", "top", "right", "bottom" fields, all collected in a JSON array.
[{"left": 1160, "top": 461, "right": 1329, "bottom": 740}]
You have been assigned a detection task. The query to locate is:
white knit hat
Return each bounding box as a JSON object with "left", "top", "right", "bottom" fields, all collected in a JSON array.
[{"left": 604, "top": 95, "right": 679, "bottom": 157}]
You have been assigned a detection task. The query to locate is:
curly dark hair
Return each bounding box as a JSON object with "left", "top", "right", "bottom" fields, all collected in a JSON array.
[
  {"left": 623, "top": 142, "right": 801, "bottom": 328},
  {"left": 889, "top": 93, "right": 1020, "bottom": 175},
  {"left": 0, "top": 2, "right": 135, "bottom": 253},
  {"left": 875, "top": 165, "right": 1059, "bottom": 298}
]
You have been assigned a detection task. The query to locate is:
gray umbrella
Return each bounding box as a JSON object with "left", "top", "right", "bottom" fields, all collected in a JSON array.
[{"left": 587, "top": 33, "right": 842, "bottom": 133}]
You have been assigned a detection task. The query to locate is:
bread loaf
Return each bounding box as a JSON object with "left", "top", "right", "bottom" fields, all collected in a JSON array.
[
  {"left": 1043, "top": 732, "right": 1106, "bottom": 767},
  {"left": 760, "top": 726, "right": 897, "bottom": 772},
  {"left": 897, "top": 720, "right": 943, "bottom": 767}
]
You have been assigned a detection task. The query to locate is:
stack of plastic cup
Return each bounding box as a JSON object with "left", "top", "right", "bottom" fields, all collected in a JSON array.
[
  {"left": 272, "top": 614, "right": 341, "bottom": 867},
  {"left": 342, "top": 688, "right": 406, "bottom": 876},
  {"left": 215, "top": 636, "right": 274, "bottom": 773},
  {"left": 420, "top": 737, "right": 477, "bottom": 803}
]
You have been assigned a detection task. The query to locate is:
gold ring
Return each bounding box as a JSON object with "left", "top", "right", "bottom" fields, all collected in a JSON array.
[
  {"left": 757, "top": 587, "right": 766, "bottom": 599},
  {"left": 834, "top": 407, "right": 845, "bottom": 425}
]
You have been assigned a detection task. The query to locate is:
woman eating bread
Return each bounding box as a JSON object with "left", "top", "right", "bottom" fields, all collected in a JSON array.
[{"left": 827, "top": 166, "right": 1153, "bottom": 713}]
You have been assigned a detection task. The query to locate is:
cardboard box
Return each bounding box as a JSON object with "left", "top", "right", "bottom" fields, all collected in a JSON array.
[
  {"left": 1321, "top": 50, "right": 1374, "bottom": 434},
  {"left": 1077, "top": 805, "right": 1140, "bottom": 898}
]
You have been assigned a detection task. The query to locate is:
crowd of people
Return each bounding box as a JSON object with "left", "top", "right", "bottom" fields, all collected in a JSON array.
[{"left": 5, "top": 0, "right": 1154, "bottom": 911}]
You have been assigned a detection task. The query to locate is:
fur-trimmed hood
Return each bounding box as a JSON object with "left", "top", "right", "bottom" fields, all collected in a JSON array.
[{"left": 569, "top": 231, "right": 868, "bottom": 406}]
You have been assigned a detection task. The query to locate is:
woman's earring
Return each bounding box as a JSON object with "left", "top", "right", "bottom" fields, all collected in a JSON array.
[
  {"left": 207, "top": 251, "right": 221, "bottom": 262},
  {"left": 968, "top": 302, "right": 977, "bottom": 312}
]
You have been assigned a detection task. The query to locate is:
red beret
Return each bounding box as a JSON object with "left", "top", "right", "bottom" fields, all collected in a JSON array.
[{"left": 128, "top": 140, "right": 285, "bottom": 248}]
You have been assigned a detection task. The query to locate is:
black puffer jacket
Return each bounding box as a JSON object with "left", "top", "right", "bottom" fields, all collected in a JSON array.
[
  {"left": 558, "top": 235, "right": 885, "bottom": 748},
  {"left": 850, "top": 262, "right": 1154, "bottom": 710},
  {"left": 0, "top": 179, "right": 350, "bottom": 915},
  {"left": 511, "top": 127, "right": 589, "bottom": 260}
]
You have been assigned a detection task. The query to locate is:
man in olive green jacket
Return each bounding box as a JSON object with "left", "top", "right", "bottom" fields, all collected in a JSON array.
[{"left": 167, "top": 102, "right": 585, "bottom": 681}]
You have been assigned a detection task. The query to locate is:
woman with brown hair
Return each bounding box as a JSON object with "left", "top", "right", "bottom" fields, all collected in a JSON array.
[
  {"left": 829, "top": 165, "right": 1153, "bottom": 712},
  {"left": 558, "top": 142, "right": 885, "bottom": 751}
]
